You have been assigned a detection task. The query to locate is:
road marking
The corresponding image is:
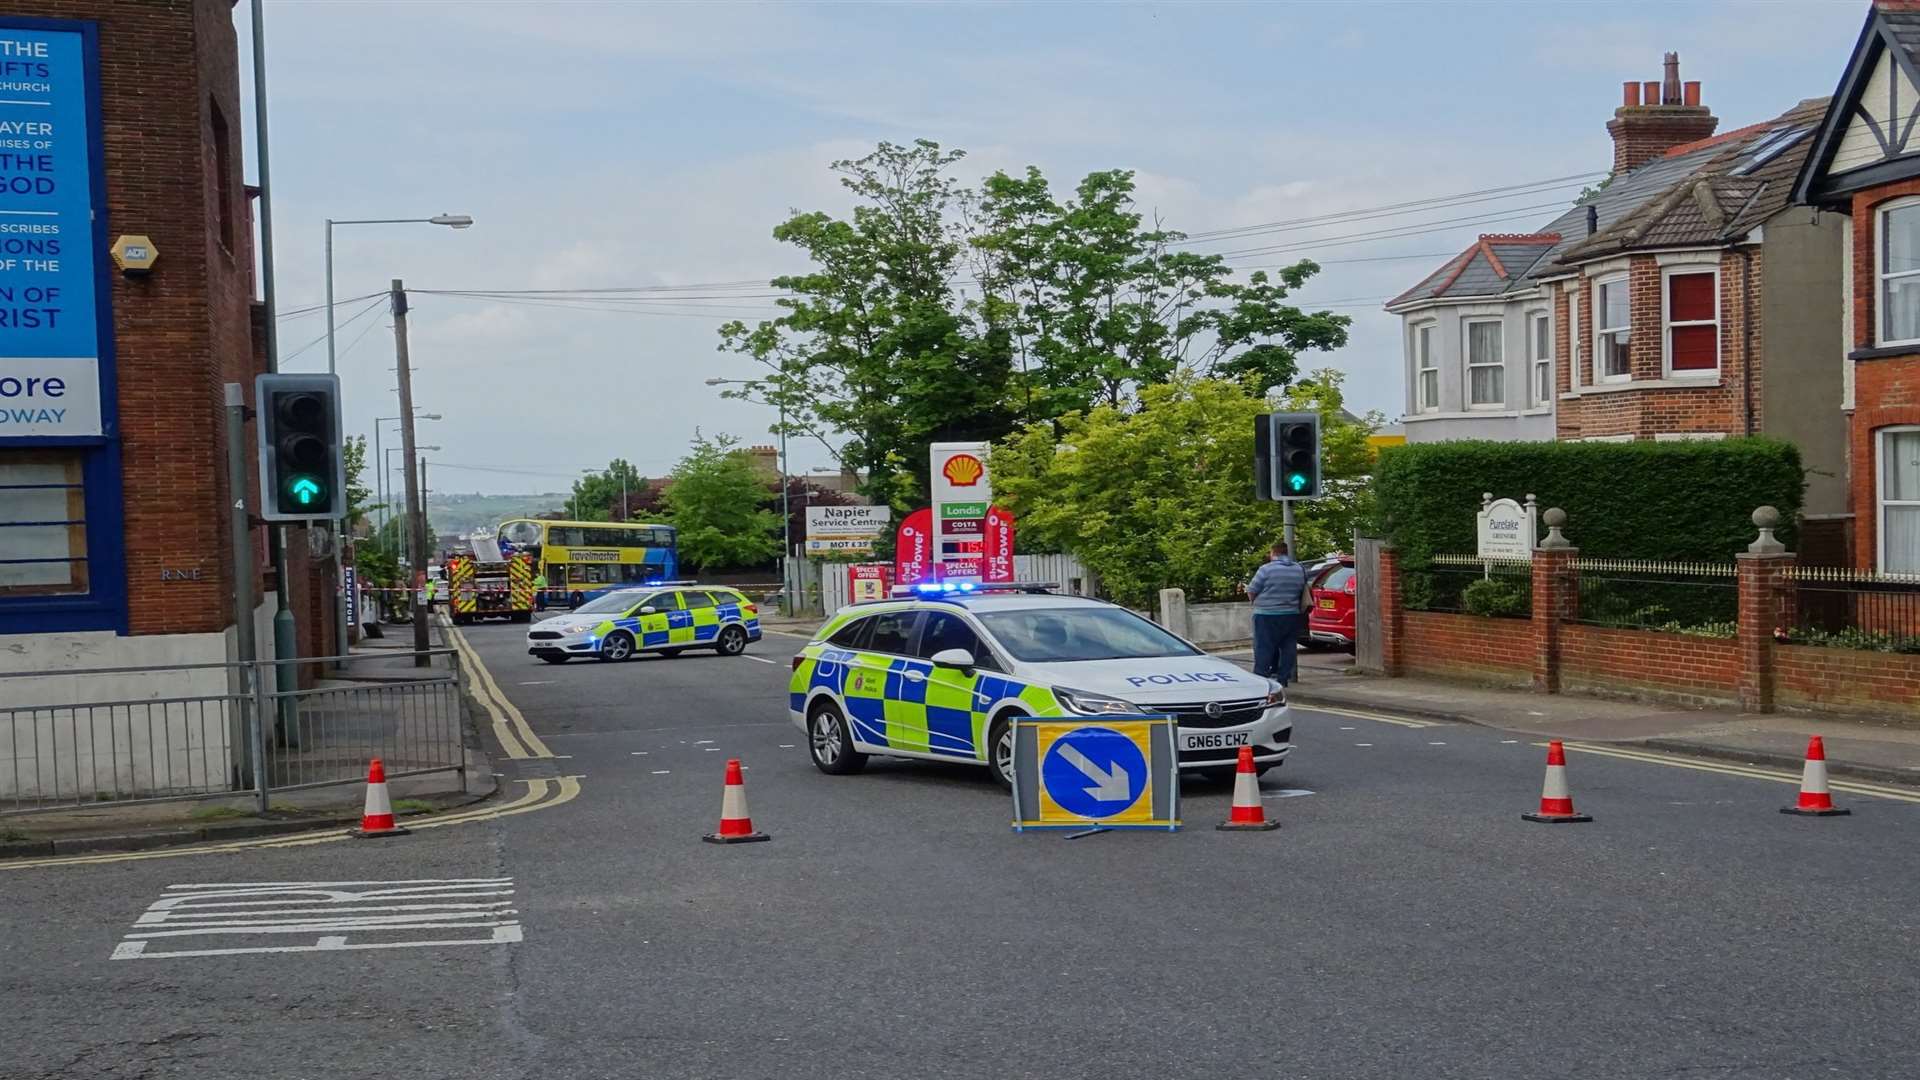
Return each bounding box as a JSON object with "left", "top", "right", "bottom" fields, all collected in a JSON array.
[
  {"left": 1299, "top": 705, "right": 1436, "bottom": 729},
  {"left": 630, "top": 751, "right": 649, "bottom": 755},
  {"left": 703, "top": 747, "right": 721, "bottom": 752},
  {"left": 1354, "top": 742, "right": 1373, "bottom": 747},
  {"left": 651, "top": 770, "right": 670, "bottom": 775},
  {"left": 518, "top": 680, "right": 555, "bottom": 686},
  {"left": 778, "top": 744, "right": 795, "bottom": 749},
  {"left": 694, "top": 740, "right": 714, "bottom": 745},
  {"left": 1261, "top": 789, "right": 1315, "bottom": 799},
  {"left": 1339, "top": 726, "right": 1355, "bottom": 731},
  {"left": 112, "top": 879, "right": 523, "bottom": 960},
  {"left": 1427, "top": 741, "right": 1448, "bottom": 746},
  {"left": 1, "top": 776, "right": 583, "bottom": 870},
  {"left": 1555, "top": 742, "right": 1920, "bottom": 804},
  {"left": 1501, "top": 739, "right": 1520, "bottom": 744},
  {"left": 741, "top": 655, "right": 778, "bottom": 665},
  {"left": 444, "top": 620, "right": 554, "bottom": 759}
]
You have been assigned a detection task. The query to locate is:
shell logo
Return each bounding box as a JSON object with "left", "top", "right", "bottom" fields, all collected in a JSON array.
[{"left": 942, "top": 454, "right": 985, "bottom": 487}]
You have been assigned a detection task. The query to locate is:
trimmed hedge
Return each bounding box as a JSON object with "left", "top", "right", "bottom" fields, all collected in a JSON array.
[{"left": 1376, "top": 439, "right": 1803, "bottom": 604}]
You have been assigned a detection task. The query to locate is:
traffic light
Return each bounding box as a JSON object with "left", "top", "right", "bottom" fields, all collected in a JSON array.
[
  {"left": 255, "top": 373, "right": 344, "bottom": 521},
  {"left": 1257, "top": 412, "right": 1321, "bottom": 500}
]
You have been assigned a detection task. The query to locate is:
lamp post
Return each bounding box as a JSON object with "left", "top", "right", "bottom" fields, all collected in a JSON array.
[
  {"left": 582, "top": 466, "right": 630, "bottom": 522},
  {"left": 324, "top": 213, "right": 470, "bottom": 663},
  {"left": 706, "top": 377, "right": 789, "bottom": 613},
  {"left": 385, "top": 445, "right": 439, "bottom": 557}
]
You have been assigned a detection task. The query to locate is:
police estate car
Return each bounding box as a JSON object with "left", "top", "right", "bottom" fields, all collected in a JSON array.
[
  {"left": 526, "top": 584, "right": 761, "bottom": 663},
  {"left": 789, "top": 583, "right": 1293, "bottom": 788}
]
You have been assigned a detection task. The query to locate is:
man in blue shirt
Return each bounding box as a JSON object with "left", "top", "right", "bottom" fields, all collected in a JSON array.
[{"left": 1246, "top": 542, "right": 1309, "bottom": 686}]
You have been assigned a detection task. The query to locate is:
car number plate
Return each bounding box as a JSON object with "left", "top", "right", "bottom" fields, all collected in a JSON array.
[
  {"left": 1318, "top": 598, "right": 1336, "bottom": 609},
  {"left": 1179, "top": 730, "right": 1250, "bottom": 752}
]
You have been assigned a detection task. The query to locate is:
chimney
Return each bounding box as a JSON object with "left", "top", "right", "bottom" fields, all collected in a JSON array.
[{"left": 1607, "top": 52, "right": 1718, "bottom": 174}]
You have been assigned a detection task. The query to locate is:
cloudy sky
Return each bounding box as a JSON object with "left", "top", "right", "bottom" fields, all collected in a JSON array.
[{"left": 237, "top": 0, "right": 1861, "bottom": 496}]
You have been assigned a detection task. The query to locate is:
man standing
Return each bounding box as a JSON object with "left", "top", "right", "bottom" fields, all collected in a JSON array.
[
  {"left": 1246, "top": 542, "right": 1308, "bottom": 686},
  {"left": 532, "top": 570, "right": 548, "bottom": 612}
]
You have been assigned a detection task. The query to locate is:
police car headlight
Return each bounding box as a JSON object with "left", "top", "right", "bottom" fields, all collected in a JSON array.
[
  {"left": 1056, "top": 688, "right": 1139, "bottom": 716},
  {"left": 1264, "top": 680, "right": 1287, "bottom": 708}
]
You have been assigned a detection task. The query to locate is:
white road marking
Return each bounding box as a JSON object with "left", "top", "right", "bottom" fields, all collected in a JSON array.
[
  {"left": 630, "top": 751, "right": 649, "bottom": 755},
  {"left": 1354, "top": 742, "right": 1373, "bottom": 747},
  {"left": 1501, "top": 739, "right": 1519, "bottom": 744},
  {"left": 741, "top": 655, "right": 778, "bottom": 665},
  {"left": 778, "top": 744, "right": 795, "bottom": 749},
  {"left": 1339, "top": 726, "right": 1355, "bottom": 731},
  {"left": 693, "top": 739, "right": 714, "bottom": 745},
  {"left": 651, "top": 770, "right": 670, "bottom": 775},
  {"left": 518, "top": 680, "right": 556, "bottom": 686},
  {"left": 703, "top": 747, "right": 722, "bottom": 752},
  {"left": 1300, "top": 705, "right": 1436, "bottom": 729},
  {"left": 1260, "top": 789, "right": 1316, "bottom": 799},
  {"left": 1428, "top": 741, "right": 1447, "bottom": 746},
  {"left": 114, "top": 879, "right": 523, "bottom": 960}
]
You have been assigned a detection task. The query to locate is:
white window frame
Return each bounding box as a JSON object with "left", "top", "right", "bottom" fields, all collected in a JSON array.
[
  {"left": 1527, "top": 310, "right": 1553, "bottom": 407},
  {"left": 1661, "top": 266, "right": 1720, "bottom": 378},
  {"left": 1878, "top": 197, "right": 1920, "bottom": 348},
  {"left": 1412, "top": 321, "right": 1439, "bottom": 414},
  {"left": 1593, "top": 274, "right": 1631, "bottom": 384},
  {"left": 1462, "top": 317, "right": 1505, "bottom": 410},
  {"left": 1879, "top": 425, "right": 1920, "bottom": 575},
  {"left": 1566, "top": 284, "right": 1582, "bottom": 392}
]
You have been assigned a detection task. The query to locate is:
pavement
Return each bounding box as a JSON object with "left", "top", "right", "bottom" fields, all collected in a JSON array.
[{"left": 2, "top": 619, "right": 1917, "bottom": 1079}]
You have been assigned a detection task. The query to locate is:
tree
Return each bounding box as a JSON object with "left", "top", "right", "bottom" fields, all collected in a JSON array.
[
  {"left": 342, "top": 435, "right": 377, "bottom": 531},
  {"left": 568, "top": 459, "right": 648, "bottom": 522},
  {"left": 662, "top": 433, "right": 783, "bottom": 572},
  {"left": 990, "top": 373, "right": 1379, "bottom": 608},
  {"left": 375, "top": 513, "right": 437, "bottom": 564}
]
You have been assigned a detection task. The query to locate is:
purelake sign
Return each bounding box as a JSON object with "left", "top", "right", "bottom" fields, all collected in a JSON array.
[{"left": 1476, "top": 494, "right": 1538, "bottom": 561}]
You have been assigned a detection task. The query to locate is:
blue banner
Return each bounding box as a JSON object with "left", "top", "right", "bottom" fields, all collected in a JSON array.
[{"left": 1, "top": 25, "right": 102, "bottom": 436}]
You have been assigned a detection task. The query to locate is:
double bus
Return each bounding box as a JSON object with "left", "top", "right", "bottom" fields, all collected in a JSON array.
[{"left": 496, "top": 518, "right": 679, "bottom": 609}]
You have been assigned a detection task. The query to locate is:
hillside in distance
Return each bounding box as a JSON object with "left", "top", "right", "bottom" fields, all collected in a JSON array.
[{"left": 427, "top": 491, "right": 567, "bottom": 540}]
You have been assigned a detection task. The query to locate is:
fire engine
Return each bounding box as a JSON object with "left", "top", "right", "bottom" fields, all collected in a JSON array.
[{"left": 447, "top": 536, "right": 536, "bottom": 625}]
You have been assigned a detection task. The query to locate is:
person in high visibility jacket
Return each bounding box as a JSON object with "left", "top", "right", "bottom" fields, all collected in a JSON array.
[{"left": 533, "top": 572, "right": 548, "bottom": 611}]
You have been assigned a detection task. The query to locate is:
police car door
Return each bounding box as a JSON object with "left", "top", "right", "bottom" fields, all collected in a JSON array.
[
  {"left": 913, "top": 610, "right": 997, "bottom": 760},
  {"left": 634, "top": 591, "right": 680, "bottom": 648},
  {"left": 841, "top": 609, "right": 926, "bottom": 754}
]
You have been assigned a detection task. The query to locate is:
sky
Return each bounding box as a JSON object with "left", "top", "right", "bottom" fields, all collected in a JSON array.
[{"left": 235, "top": 0, "right": 1866, "bottom": 497}]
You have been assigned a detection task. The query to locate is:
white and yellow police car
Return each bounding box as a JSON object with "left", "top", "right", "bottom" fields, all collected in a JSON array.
[
  {"left": 789, "top": 583, "right": 1292, "bottom": 788},
  {"left": 526, "top": 584, "right": 761, "bottom": 664}
]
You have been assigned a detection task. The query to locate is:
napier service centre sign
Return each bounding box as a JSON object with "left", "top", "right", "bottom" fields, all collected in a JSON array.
[
  {"left": 805, "top": 504, "right": 891, "bottom": 555},
  {"left": 1477, "top": 493, "right": 1538, "bottom": 561},
  {"left": 0, "top": 24, "right": 106, "bottom": 437}
]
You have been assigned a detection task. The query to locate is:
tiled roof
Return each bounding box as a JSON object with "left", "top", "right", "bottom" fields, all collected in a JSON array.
[{"left": 1385, "top": 233, "right": 1560, "bottom": 307}]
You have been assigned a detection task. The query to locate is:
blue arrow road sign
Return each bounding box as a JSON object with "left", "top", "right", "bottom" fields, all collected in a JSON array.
[{"left": 1040, "top": 726, "right": 1148, "bottom": 819}]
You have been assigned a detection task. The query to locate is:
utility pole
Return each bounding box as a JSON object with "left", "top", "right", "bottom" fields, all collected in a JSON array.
[
  {"left": 391, "top": 279, "right": 430, "bottom": 666},
  {"left": 225, "top": 384, "right": 270, "bottom": 811}
]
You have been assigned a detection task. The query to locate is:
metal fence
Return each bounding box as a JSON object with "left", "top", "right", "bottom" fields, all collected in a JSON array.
[
  {"left": 0, "top": 650, "right": 466, "bottom": 816},
  {"left": 1570, "top": 558, "right": 1738, "bottom": 637},
  {"left": 1788, "top": 566, "right": 1920, "bottom": 652},
  {"left": 1417, "top": 555, "right": 1533, "bottom": 618}
]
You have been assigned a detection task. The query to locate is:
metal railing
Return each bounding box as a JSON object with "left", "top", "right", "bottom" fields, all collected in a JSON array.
[
  {"left": 1417, "top": 554, "right": 1533, "bottom": 618},
  {"left": 0, "top": 650, "right": 466, "bottom": 816},
  {"left": 1569, "top": 558, "right": 1737, "bottom": 637},
  {"left": 1787, "top": 565, "right": 1920, "bottom": 652}
]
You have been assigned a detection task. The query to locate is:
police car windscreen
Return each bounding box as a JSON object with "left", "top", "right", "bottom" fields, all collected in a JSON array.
[
  {"left": 976, "top": 608, "right": 1200, "bottom": 663},
  {"left": 574, "top": 589, "right": 649, "bottom": 614}
]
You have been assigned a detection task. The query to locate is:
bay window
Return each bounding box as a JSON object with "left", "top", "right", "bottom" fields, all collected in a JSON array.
[
  {"left": 1529, "top": 311, "right": 1552, "bottom": 406},
  {"left": 1880, "top": 199, "right": 1920, "bottom": 345},
  {"left": 1664, "top": 268, "right": 1718, "bottom": 375},
  {"left": 1594, "top": 275, "right": 1630, "bottom": 382},
  {"left": 1464, "top": 319, "right": 1503, "bottom": 408},
  {"left": 1882, "top": 427, "right": 1920, "bottom": 574}
]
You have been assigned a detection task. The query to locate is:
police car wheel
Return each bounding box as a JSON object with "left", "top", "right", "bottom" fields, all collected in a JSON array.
[
  {"left": 715, "top": 625, "right": 748, "bottom": 656},
  {"left": 807, "top": 702, "right": 866, "bottom": 775},
  {"left": 988, "top": 714, "right": 1021, "bottom": 791},
  {"left": 599, "top": 632, "right": 636, "bottom": 662}
]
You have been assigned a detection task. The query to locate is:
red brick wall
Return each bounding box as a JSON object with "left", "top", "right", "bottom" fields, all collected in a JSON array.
[
  {"left": 1559, "top": 624, "right": 1741, "bottom": 701},
  {"left": 1401, "top": 611, "right": 1532, "bottom": 685},
  {"left": 1846, "top": 184, "right": 1920, "bottom": 570},
  {"left": 1607, "top": 106, "right": 1718, "bottom": 174},
  {"left": 11, "top": 1, "right": 257, "bottom": 637},
  {"left": 1555, "top": 251, "right": 1760, "bottom": 442},
  {"left": 1775, "top": 644, "right": 1920, "bottom": 711}
]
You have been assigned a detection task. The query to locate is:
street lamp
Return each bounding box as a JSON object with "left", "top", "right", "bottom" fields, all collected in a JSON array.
[
  {"left": 706, "top": 376, "right": 790, "bottom": 613},
  {"left": 324, "top": 213, "right": 471, "bottom": 662},
  {"left": 583, "top": 465, "right": 630, "bottom": 522},
  {"left": 384, "top": 445, "right": 439, "bottom": 556}
]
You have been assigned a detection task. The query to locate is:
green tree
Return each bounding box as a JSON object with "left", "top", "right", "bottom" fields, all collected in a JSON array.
[
  {"left": 569, "top": 459, "right": 647, "bottom": 521},
  {"left": 990, "top": 373, "right": 1378, "bottom": 608},
  {"left": 375, "top": 513, "right": 437, "bottom": 563},
  {"left": 662, "top": 433, "right": 783, "bottom": 572},
  {"left": 342, "top": 435, "right": 377, "bottom": 531}
]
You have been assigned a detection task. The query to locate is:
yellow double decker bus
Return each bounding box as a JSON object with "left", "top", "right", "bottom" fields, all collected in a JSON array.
[{"left": 496, "top": 518, "right": 679, "bottom": 610}]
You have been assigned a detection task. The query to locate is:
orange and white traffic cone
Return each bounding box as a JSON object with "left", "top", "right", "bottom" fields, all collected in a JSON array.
[
  {"left": 352, "top": 758, "right": 411, "bottom": 838},
  {"left": 703, "top": 758, "right": 770, "bottom": 844},
  {"left": 1781, "top": 735, "right": 1851, "bottom": 817},
  {"left": 1522, "top": 740, "right": 1592, "bottom": 823},
  {"left": 1215, "top": 746, "right": 1280, "bottom": 831}
]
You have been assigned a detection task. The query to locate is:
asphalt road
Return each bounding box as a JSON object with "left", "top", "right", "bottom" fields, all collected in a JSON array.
[{"left": 4, "top": 620, "right": 1918, "bottom": 1080}]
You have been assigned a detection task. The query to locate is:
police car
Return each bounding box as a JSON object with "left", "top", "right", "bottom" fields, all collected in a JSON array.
[
  {"left": 526, "top": 584, "right": 762, "bottom": 663},
  {"left": 789, "top": 583, "right": 1293, "bottom": 788}
]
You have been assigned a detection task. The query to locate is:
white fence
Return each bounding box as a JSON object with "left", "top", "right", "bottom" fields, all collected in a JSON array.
[{"left": 801, "top": 554, "right": 1095, "bottom": 616}]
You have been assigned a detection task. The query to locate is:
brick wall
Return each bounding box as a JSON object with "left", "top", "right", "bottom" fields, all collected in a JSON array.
[
  {"left": 10, "top": 1, "right": 258, "bottom": 638},
  {"left": 1560, "top": 623, "right": 1741, "bottom": 702},
  {"left": 1775, "top": 644, "right": 1920, "bottom": 711},
  {"left": 1845, "top": 184, "right": 1920, "bottom": 571},
  {"left": 1400, "top": 611, "right": 1532, "bottom": 685}
]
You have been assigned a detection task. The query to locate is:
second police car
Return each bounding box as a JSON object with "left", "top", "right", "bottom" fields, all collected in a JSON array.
[
  {"left": 526, "top": 584, "right": 762, "bottom": 663},
  {"left": 789, "top": 583, "right": 1293, "bottom": 788}
]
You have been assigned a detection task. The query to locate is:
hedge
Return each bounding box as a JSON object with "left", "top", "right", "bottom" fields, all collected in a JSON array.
[{"left": 1376, "top": 438, "right": 1803, "bottom": 611}]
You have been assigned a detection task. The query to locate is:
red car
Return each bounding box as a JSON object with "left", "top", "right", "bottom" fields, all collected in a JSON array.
[{"left": 1307, "top": 554, "right": 1357, "bottom": 651}]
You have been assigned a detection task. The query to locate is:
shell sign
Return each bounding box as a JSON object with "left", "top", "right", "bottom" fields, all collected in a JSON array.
[{"left": 941, "top": 453, "right": 984, "bottom": 487}]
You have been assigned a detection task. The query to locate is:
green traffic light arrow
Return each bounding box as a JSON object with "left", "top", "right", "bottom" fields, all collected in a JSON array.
[
  {"left": 1287, "top": 473, "right": 1308, "bottom": 492},
  {"left": 289, "top": 477, "right": 323, "bottom": 505}
]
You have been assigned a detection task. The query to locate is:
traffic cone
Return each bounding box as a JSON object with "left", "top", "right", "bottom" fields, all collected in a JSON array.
[
  {"left": 1522, "top": 741, "right": 1592, "bottom": 823},
  {"left": 1215, "top": 746, "right": 1280, "bottom": 831},
  {"left": 703, "top": 758, "right": 770, "bottom": 844},
  {"left": 352, "top": 758, "right": 411, "bottom": 838},
  {"left": 1781, "top": 736, "right": 1851, "bottom": 817}
]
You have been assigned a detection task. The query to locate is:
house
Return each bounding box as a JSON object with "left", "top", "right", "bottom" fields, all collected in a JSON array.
[
  {"left": 1793, "top": 0, "right": 1920, "bottom": 575},
  {"left": 1387, "top": 56, "right": 1850, "bottom": 557}
]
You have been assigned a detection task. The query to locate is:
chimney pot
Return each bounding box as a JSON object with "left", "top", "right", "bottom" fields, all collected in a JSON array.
[
  {"left": 1609, "top": 54, "right": 1718, "bottom": 173},
  {"left": 1643, "top": 81, "right": 1661, "bottom": 105},
  {"left": 1587, "top": 204, "right": 1598, "bottom": 235},
  {"left": 1683, "top": 80, "right": 1701, "bottom": 107},
  {"left": 1623, "top": 82, "right": 1641, "bottom": 107},
  {"left": 1663, "top": 52, "right": 1682, "bottom": 105}
]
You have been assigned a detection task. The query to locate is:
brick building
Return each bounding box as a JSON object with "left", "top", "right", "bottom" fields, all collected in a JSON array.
[
  {"left": 0, "top": 3, "right": 329, "bottom": 694},
  {"left": 1794, "top": 0, "right": 1920, "bottom": 576}
]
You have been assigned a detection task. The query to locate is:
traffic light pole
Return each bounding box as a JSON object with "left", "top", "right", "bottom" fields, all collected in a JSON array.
[
  {"left": 391, "top": 279, "right": 431, "bottom": 667},
  {"left": 1282, "top": 499, "right": 1297, "bottom": 558}
]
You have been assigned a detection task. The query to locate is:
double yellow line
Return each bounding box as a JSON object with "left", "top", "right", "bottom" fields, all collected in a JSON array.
[
  {"left": 443, "top": 618, "right": 554, "bottom": 759},
  {"left": 0, "top": 776, "right": 583, "bottom": 872},
  {"left": 1558, "top": 742, "right": 1920, "bottom": 804}
]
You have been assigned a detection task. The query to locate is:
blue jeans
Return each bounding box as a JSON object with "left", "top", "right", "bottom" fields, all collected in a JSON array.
[{"left": 1252, "top": 611, "right": 1302, "bottom": 685}]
